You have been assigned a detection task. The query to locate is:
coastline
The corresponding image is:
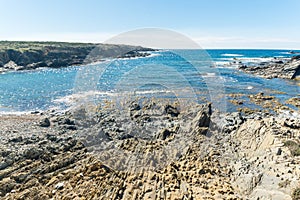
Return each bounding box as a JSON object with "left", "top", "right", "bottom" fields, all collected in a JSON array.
[
  {"left": 0, "top": 41, "right": 154, "bottom": 74},
  {"left": 237, "top": 55, "right": 300, "bottom": 79},
  {"left": 0, "top": 98, "right": 299, "bottom": 199},
  {"left": 0, "top": 46, "right": 300, "bottom": 199}
]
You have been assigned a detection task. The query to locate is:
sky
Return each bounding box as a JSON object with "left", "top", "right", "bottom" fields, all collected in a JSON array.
[{"left": 0, "top": 0, "right": 300, "bottom": 49}]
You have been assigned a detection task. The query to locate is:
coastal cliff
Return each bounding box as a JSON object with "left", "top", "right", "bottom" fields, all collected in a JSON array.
[{"left": 0, "top": 41, "right": 153, "bottom": 72}]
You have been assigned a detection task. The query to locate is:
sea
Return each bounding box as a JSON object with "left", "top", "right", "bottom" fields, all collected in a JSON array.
[{"left": 0, "top": 49, "right": 299, "bottom": 114}]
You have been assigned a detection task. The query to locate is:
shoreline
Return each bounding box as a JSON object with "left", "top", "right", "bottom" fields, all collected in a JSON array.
[
  {"left": 236, "top": 55, "right": 300, "bottom": 79},
  {"left": 1, "top": 47, "right": 300, "bottom": 199},
  {"left": 0, "top": 41, "right": 155, "bottom": 74}
]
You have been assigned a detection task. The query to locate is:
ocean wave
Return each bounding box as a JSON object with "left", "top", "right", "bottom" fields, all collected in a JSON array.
[
  {"left": 52, "top": 91, "right": 116, "bottom": 105},
  {"left": 0, "top": 110, "right": 30, "bottom": 116},
  {"left": 280, "top": 52, "right": 291, "bottom": 55},
  {"left": 133, "top": 90, "right": 172, "bottom": 95},
  {"left": 235, "top": 57, "right": 273, "bottom": 62},
  {"left": 201, "top": 72, "right": 216, "bottom": 77},
  {"left": 53, "top": 89, "right": 173, "bottom": 106},
  {"left": 215, "top": 61, "right": 229, "bottom": 65},
  {"left": 221, "top": 53, "right": 244, "bottom": 57}
]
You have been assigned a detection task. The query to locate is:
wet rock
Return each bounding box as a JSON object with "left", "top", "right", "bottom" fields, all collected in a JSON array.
[
  {"left": 239, "top": 57, "right": 300, "bottom": 79},
  {"left": 286, "top": 97, "right": 300, "bottom": 108}
]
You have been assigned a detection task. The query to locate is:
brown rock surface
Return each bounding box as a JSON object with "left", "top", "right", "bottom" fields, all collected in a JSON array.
[{"left": 0, "top": 99, "right": 299, "bottom": 199}]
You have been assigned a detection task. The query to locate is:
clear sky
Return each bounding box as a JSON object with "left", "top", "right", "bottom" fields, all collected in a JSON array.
[{"left": 0, "top": 0, "right": 299, "bottom": 49}]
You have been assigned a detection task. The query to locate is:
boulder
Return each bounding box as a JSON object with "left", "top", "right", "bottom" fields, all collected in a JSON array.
[
  {"left": 40, "top": 117, "right": 51, "bottom": 127},
  {"left": 165, "top": 105, "right": 179, "bottom": 117},
  {"left": 157, "top": 128, "right": 172, "bottom": 140}
]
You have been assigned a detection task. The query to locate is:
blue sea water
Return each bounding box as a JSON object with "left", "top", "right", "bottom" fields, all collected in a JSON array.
[{"left": 0, "top": 49, "right": 299, "bottom": 113}]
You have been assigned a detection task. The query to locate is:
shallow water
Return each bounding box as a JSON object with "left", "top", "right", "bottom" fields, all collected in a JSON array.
[{"left": 0, "top": 49, "right": 299, "bottom": 113}]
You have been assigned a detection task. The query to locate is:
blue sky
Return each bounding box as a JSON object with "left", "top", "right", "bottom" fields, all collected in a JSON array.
[{"left": 0, "top": 0, "right": 299, "bottom": 49}]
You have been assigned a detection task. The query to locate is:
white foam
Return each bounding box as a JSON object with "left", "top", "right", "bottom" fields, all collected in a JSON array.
[
  {"left": 246, "top": 86, "right": 253, "bottom": 90},
  {"left": 236, "top": 57, "right": 274, "bottom": 63},
  {"left": 53, "top": 89, "right": 174, "bottom": 106},
  {"left": 0, "top": 110, "right": 30, "bottom": 116},
  {"left": 133, "top": 90, "right": 172, "bottom": 95},
  {"left": 221, "top": 54, "right": 244, "bottom": 57},
  {"left": 52, "top": 91, "right": 116, "bottom": 105},
  {"left": 280, "top": 52, "right": 292, "bottom": 55},
  {"left": 201, "top": 73, "right": 216, "bottom": 77},
  {"left": 215, "top": 61, "right": 229, "bottom": 66}
]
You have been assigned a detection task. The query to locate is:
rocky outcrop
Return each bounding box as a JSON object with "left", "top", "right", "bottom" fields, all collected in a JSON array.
[
  {"left": 0, "top": 41, "right": 154, "bottom": 73},
  {"left": 231, "top": 114, "right": 300, "bottom": 200},
  {"left": 239, "top": 56, "right": 300, "bottom": 79},
  {"left": 0, "top": 99, "right": 299, "bottom": 199}
]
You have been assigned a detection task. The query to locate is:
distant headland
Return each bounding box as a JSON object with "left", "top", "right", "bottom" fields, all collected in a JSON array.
[{"left": 0, "top": 41, "right": 154, "bottom": 73}]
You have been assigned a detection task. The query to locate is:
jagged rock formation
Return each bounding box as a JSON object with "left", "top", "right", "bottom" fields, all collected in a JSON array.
[
  {"left": 0, "top": 99, "right": 299, "bottom": 199},
  {"left": 239, "top": 56, "right": 300, "bottom": 79}
]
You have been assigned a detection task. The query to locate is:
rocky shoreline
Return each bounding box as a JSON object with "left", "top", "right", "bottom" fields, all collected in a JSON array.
[
  {"left": 1, "top": 46, "right": 300, "bottom": 199},
  {"left": 0, "top": 97, "right": 299, "bottom": 199},
  {"left": 0, "top": 41, "right": 154, "bottom": 73},
  {"left": 237, "top": 55, "right": 300, "bottom": 79}
]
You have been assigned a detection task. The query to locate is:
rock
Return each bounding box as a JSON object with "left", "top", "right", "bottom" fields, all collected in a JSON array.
[
  {"left": 23, "top": 147, "right": 43, "bottom": 160},
  {"left": 0, "top": 41, "right": 155, "bottom": 72},
  {"left": 165, "top": 105, "right": 180, "bottom": 117},
  {"left": 157, "top": 128, "right": 172, "bottom": 140},
  {"left": 194, "top": 109, "right": 210, "bottom": 128},
  {"left": 239, "top": 57, "right": 300, "bottom": 79},
  {"left": 60, "top": 117, "right": 75, "bottom": 125},
  {"left": 55, "top": 182, "right": 65, "bottom": 190},
  {"left": 0, "top": 160, "right": 12, "bottom": 170},
  {"left": 276, "top": 148, "right": 282, "bottom": 155},
  {"left": 0, "top": 178, "right": 16, "bottom": 196},
  {"left": 283, "top": 118, "right": 300, "bottom": 129},
  {"left": 9, "top": 136, "right": 23, "bottom": 143},
  {"left": 291, "top": 55, "right": 300, "bottom": 60},
  {"left": 214, "top": 112, "right": 244, "bottom": 133},
  {"left": 4, "top": 61, "right": 18, "bottom": 70},
  {"left": 234, "top": 173, "right": 263, "bottom": 195},
  {"left": 129, "top": 102, "right": 141, "bottom": 111},
  {"left": 286, "top": 97, "right": 300, "bottom": 108},
  {"left": 39, "top": 117, "right": 50, "bottom": 127}
]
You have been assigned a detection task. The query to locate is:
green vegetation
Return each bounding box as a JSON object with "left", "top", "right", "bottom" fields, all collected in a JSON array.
[
  {"left": 292, "top": 187, "right": 300, "bottom": 200},
  {"left": 0, "top": 41, "right": 96, "bottom": 52},
  {"left": 284, "top": 140, "right": 300, "bottom": 156},
  {"left": 278, "top": 179, "right": 291, "bottom": 188}
]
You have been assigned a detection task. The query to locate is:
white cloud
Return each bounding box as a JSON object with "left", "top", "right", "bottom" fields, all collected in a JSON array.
[
  {"left": 0, "top": 31, "right": 299, "bottom": 49},
  {"left": 193, "top": 36, "right": 300, "bottom": 49},
  {"left": 0, "top": 32, "right": 112, "bottom": 43}
]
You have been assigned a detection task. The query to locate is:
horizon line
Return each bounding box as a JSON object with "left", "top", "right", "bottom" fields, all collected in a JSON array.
[{"left": 0, "top": 39, "right": 299, "bottom": 50}]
